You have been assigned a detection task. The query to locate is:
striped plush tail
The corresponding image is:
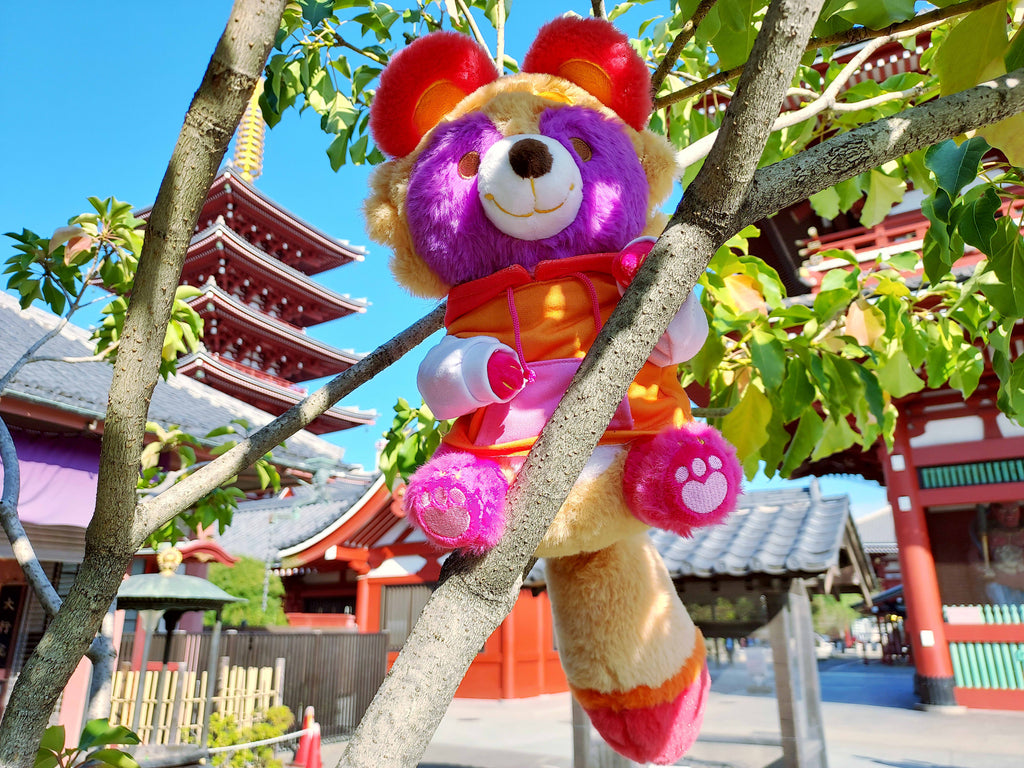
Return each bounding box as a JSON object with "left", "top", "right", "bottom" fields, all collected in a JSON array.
[{"left": 546, "top": 533, "right": 709, "bottom": 765}]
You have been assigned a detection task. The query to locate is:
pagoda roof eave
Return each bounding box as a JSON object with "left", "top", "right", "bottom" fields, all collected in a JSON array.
[
  {"left": 178, "top": 352, "right": 376, "bottom": 428},
  {"left": 189, "top": 223, "right": 369, "bottom": 315},
  {"left": 187, "top": 286, "right": 363, "bottom": 370},
  {"left": 138, "top": 168, "right": 368, "bottom": 266}
]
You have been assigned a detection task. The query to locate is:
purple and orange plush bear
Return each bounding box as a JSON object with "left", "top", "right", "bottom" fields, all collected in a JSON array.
[{"left": 364, "top": 16, "right": 742, "bottom": 764}]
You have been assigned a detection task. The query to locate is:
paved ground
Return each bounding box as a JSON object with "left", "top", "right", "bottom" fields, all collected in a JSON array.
[{"left": 320, "top": 652, "right": 1024, "bottom": 768}]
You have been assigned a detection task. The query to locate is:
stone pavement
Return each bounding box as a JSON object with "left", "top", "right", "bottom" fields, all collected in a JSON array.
[{"left": 320, "top": 654, "right": 1024, "bottom": 768}]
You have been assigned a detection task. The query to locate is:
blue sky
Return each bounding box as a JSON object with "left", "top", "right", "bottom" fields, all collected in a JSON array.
[{"left": 0, "top": 1, "right": 888, "bottom": 516}]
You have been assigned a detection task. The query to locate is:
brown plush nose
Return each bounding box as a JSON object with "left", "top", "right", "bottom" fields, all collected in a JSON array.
[{"left": 508, "top": 138, "right": 553, "bottom": 179}]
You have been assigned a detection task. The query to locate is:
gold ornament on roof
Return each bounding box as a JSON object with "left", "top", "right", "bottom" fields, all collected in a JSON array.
[
  {"left": 157, "top": 546, "right": 183, "bottom": 576},
  {"left": 233, "top": 81, "right": 266, "bottom": 183}
]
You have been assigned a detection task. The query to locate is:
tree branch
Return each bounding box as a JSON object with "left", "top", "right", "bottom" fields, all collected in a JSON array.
[
  {"left": 135, "top": 303, "right": 445, "bottom": 537},
  {"left": 738, "top": 68, "right": 1024, "bottom": 227},
  {"left": 650, "top": 0, "right": 718, "bottom": 95},
  {"left": 338, "top": 2, "right": 826, "bottom": 766},
  {"left": 591, "top": 0, "right": 605, "bottom": 20},
  {"left": 0, "top": 2, "right": 287, "bottom": 764},
  {"left": 454, "top": 0, "right": 492, "bottom": 57},
  {"left": 653, "top": 0, "right": 1002, "bottom": 110},
  {"left": 0, "top": 419, "right": 62, "bottom": 617}
]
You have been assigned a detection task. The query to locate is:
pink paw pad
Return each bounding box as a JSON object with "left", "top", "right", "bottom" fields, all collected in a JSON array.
[
  {"left": 406, "top": 452, "right": 509, "bottom": 553},
  {"left": 623, "top": 423, "right": 741, "bottom": 535}
]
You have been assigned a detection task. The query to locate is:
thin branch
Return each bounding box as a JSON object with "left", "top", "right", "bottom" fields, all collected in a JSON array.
[
  {"left": 454, "top": 0, "right": 492, "bottom": 56},
  {"left": 335, "top": 34, "right": 386, "bottom": 65},
  {"left": 135, "top": 303, "right": 446, "bottom": 538},
  {"left": 650, "top": 0, "right": 718, "bottom": 94},
  {"left": 676, "top": 24, "right": 937, "bottom": 169},
  {"left": 495, "top": 0, "right": 505, "bottom": 70},
  {"left": 0, "top": 419, "right": 62, "bottom": 616},
  {"left": 653, "top": 0, "right": 1003, "bottom": 110},
  {"left": 27, "top": 347, "right": 118, "bottom": 365}
]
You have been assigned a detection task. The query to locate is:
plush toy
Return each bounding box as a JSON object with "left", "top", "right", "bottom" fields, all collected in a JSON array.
[{"left": 365, "top": 16, "right": 742, "bottom": 764}]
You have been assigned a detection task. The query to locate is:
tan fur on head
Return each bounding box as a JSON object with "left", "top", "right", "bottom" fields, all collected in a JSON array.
[{"left": 362, "top": 72, "right": 680, "bottom": 297}]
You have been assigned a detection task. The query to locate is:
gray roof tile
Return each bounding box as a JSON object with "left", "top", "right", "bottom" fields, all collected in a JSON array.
[
  {"left": 0, "top": 292, "right": 363, "bottom": 473},
  {"left": 216, "top": 477, "right": 378, "bottom": 562},
  {"left": 652, "top": 481, "right": 851, "bottom": 578}
]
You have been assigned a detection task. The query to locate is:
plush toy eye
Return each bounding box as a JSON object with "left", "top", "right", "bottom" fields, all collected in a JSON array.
[
  {"left": 458, "top": 151, "right": 481, "bottom": 178},
  {"left": 570, "top": 137, "right": 593, "bottom": 161}
]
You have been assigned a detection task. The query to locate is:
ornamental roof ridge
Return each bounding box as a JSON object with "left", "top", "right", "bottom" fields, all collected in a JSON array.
[
  {"left": 177, "top": 350, "right": 377, "bottom": 423},
  {"left": 211, "top": 169, "right": 367, "bottom": 262},
  {"left": 187, "top": 284, "right": 365, "bottom": 366},
  {"left": 189, "top": 221, "right": 370, "bottom": 313}
]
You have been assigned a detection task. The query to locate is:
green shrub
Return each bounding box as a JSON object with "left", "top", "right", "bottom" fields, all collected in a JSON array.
[{"left": 207, "top": 705, "right": 295, "bottom": 768}]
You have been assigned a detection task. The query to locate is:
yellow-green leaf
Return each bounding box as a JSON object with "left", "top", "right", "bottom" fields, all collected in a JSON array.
[
  {"left": 860, "top": 170, "right": 906, "bottom": 228},
  {"left": 721, "top": 383, "right": 772, "bottom": 473},
  {"left": 932, "top": 3, "right": 1007, "bottom": 96}
]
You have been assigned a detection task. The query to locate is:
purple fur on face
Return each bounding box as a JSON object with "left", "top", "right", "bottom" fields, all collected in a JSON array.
[{"left": 406, "top": 106, "right": 650, "bottom": 286}]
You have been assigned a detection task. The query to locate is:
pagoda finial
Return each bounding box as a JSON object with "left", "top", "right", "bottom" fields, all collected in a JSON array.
[{"left": 233, "top": 80, "right": 266, "bottom": 183}]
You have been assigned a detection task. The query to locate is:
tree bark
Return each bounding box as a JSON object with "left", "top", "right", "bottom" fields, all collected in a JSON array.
[
  {"left": 0, "top": 2, "right": 285, "bottom": 764},
  {"left": 338, "top": 1, "right": 826, "bottom": 765}
]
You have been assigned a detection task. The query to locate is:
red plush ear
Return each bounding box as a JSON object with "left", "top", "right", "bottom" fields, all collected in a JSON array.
[
  {"left": 370, "top": 32, "right": 500, "bottom": 158},
  {"left": 522, "top": 16, "right": 652, "bottom": 131}
]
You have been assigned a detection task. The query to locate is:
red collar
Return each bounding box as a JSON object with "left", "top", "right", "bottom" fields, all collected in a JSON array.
[{"left": 445, "top": 253, "right": 616, "bottom": 324}]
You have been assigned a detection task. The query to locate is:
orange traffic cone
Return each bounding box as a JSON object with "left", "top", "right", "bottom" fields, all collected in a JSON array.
[
  {"left": 292, "top": 706, "right": 315, "bottom": 766},
  {"left": 305, "top": 723, "right": 322, "bottom": 768}
]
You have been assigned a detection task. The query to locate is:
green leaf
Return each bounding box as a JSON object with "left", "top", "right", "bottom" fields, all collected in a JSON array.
[
  {"left": 860, "top": 169, "right": 905, "bottom": 228},
  {"left": 812, "top": 416, "right": 860, "bottom": 460},
  {"left": 80, "top": 720, "right": 140, "bottom": 750},
  {"left": 720, "top": 384, "right": 772, "bottom": 475},
  {"left": 778, "top": 357, "right": 816, "bottom": 423},
  {"left": 876, "top": 350, "right": 925, "bottom": 398},
  {"left": 749, "top": 328, "right": 786, "bottom": 390},
  {"left": 953, "top": 187, "right": 1000, "bottom": 252},
  {"left": 809, "top": 187, "right": 841, "bottom": 220},
  {"left": 932, "top": 3, "right": 1008, "bottom": 97},
  {"left": 39, "top": 726, "right": 65, "bottom": 754},
  {"left": 998, "top": 355, "right": 1024, "bottom": 422},
  {"left": 299, "top": 0, "right": 334, "bottom": 26},
  {"left": 33, "top": 751, "right": 59, "bottom": 768},
  {"left": 832, "top": 0, "right": 914, "bottom": 30},
  {"left": 925, "top": 137, "right": 990, "bottom": 198},
  {"left": 327, "top": 131, "right": 351, "bottom": 171},
  {"left": 781, "top": 409, "right": 824, "bottom": 477},
  {"left": 87, "top": 749, "right": 140, "bottom": 768}
]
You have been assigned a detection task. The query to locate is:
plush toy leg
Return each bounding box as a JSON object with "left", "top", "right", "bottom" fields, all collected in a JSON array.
[
  {"left": 405, "top": 450, "right": 508, "bottom": 553},
  {"left": 546, "top": 533, "right": 710, "bottom": 765},
  {"left": 623, "top": 422, "right": 741, "bottom": 535}
]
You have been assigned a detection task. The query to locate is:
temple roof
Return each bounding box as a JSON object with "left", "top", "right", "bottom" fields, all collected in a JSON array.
[
  {"left": 183, "top": 221, "right": 368, "bottom": 326},
  {"left": 195, "top": 170, "right": 366, "bottom": 274},
  {"left": 651, "top": 479, "right": 873, "bottom": 593},
  {"left": 0, "top": 291, "right": 366, "bottom": 476},
  {"left": 176, "top": 351, "right": 376, "bottom": 434},
  {"left": 187, "top": 285, "right": 362, "bottom": 382},
  {"left": 216, "top": 475, "right": 390, "bottom": 564}
]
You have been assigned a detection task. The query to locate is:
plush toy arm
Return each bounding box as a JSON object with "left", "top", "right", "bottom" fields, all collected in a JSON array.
[
  {"left": 417, "top": 334, "right": 526, "bottom": 420},
  {"left": 613, "top": 238, "right": 709, "bottom": 367}
]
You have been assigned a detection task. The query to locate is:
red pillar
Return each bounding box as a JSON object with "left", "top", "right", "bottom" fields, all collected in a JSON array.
[
  {"left": 879, "top": 421, "right": 956, "bottom": 706},
  {"left": 355, "top": 577, "right": 370, "bottom": 632}
]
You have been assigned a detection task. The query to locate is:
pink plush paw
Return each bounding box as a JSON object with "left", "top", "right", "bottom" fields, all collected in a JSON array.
[
  {"left": 486, "top": 350, "right": 526, "bottom": 400},
  {"left": 624, "top": 423, "right": 741, "bottom": 534},
  {"left": 406, "top": 452, "right": 508, "bottom": 553}
]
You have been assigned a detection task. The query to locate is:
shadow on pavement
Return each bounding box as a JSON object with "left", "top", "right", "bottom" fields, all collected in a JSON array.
[{"left": 857, "top": 758, "right": 961, "bottom": 768}]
